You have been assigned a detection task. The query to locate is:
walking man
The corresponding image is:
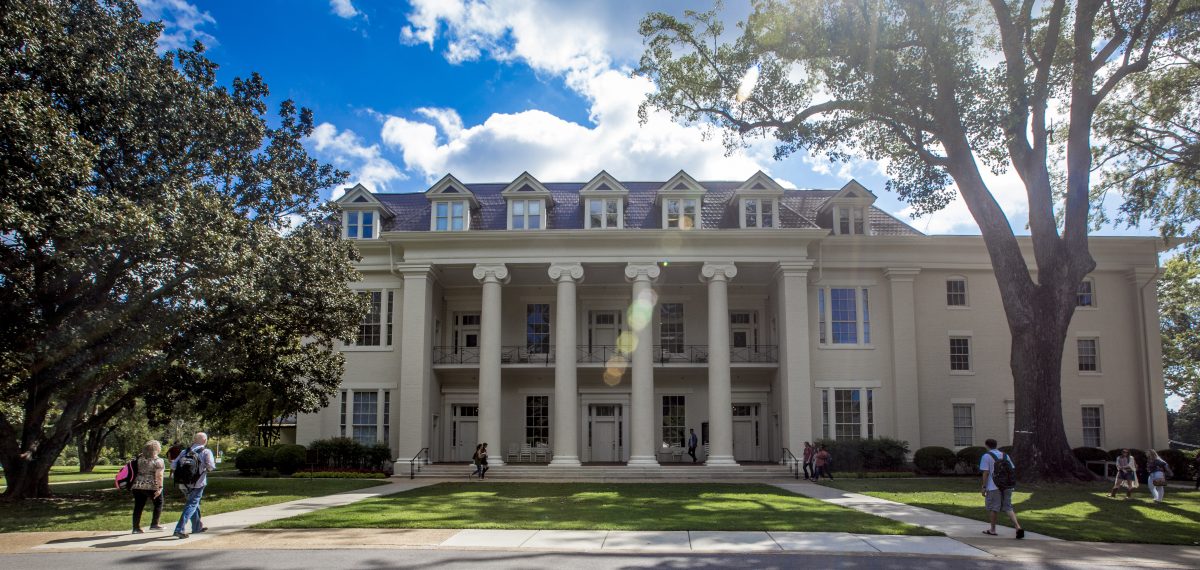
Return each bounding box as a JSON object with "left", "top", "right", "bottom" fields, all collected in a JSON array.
[
  {"left": 173, "top": 432, "right": 216, "bottom": 539},
  {"left": 979, "top": 438, "right": 1024, "bottom": 539},
  {"left": 687, "top": 429, "right": 699, "bottom": 463},
  {"left": 802, "top": 442, "right": 815, "bottom": 481}
]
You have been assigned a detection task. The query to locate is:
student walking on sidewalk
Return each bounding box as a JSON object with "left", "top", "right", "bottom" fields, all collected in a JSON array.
[
  {"left": 979, "top": 438, "right": 1024, "bottom": 539},
  {"left": 172, "top": 432, "right": 216, "bottom": 539},
  {"left": 130, "top": 440, "right": 165, "bottom": 533}
]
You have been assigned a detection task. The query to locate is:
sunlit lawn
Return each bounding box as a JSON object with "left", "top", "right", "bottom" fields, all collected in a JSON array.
[
  {"left": 257, "top": 482, "right": 939, "bottom": 534},
  {"left": 0, "top": 477, "right": 383, "bottom": 533},
  {"left": 825, "top": 478, "right": 1200, "bottom": 545}
]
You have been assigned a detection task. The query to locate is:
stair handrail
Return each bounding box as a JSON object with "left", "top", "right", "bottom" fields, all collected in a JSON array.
[
  {"left": 780, "top": 447, "right": 800, "bottom": 479},
  {"left": 409, "top": 447, "right": 430, "bottom": 479}
]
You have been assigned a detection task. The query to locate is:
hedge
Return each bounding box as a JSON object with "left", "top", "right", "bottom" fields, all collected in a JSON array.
[
  {"left": 1156, "top": 449, "right": 1190, "bottom": 480},
  {"left": 235, "top": 446, "right": 274, "bottom": 475},
  {"left": 914, "top": 446, "right": 957, "bottom": 475},
  {"left": 307, "top": 438, "right": 393, "bottom": 470},
  {"left": 273, "top": 444, "right": 307, "bottom": 476},
  {"left": 955, "top": 446, "right": 987, "bottom": 473},
  {"left": 291, "top": 471, "right": 387, "bottom": 479}
]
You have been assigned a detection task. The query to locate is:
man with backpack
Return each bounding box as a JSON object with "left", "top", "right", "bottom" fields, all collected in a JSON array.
[
  {"left": 979, "top": 438, "right": 1024, "bottom": 539},
  {"left": 172, "top": 432, "right": 216, "bottom": 539}
]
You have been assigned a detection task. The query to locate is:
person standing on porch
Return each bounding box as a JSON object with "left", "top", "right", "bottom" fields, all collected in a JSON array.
[{"left": 687, "top": 429, "right": 699, "bottom": 463}]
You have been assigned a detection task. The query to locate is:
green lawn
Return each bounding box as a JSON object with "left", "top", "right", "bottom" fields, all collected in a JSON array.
[
  {"left": 825, "top": 478, "right": 1200, "bottom": 545},
  {"left": 0, "top": 476, "right": 384, "bottom": 533},
  {"left": 256, "top": 482, "right": 940, "bottom": 534}
]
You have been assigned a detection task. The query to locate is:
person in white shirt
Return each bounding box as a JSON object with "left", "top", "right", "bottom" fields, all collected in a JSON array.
[
  {"left": 979, "top": 438, "right": 1024, "bottom": 539},
  {"left": 172, "top": 432, "right": 217, "bottom": 539}
]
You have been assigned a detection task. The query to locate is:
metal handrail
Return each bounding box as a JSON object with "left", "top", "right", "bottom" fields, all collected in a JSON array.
[
  {"left": 781, "top": 447, "right": 800, "bottom": 479},
  {"left": 730, "top": 344, "right": 778, "bottom": 363},
  {"left": 409, "top": 447, "right": 430, "bottom": 480},
  {"left": 436, "top": 344, "right": 779, "bottom": 365},
  {"left": 432, "top": 346, "right": 480, "bottom": 364},
  {"left": 576, "top": 345, "right": 628, "bottom": 364},
  {"left": 653, "top": 344, "right": 710, "bottom": 363},
  {"left": 500, "top": 345, "right": 555, "bottom": 365}
]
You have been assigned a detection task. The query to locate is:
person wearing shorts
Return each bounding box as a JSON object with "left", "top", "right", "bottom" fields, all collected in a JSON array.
[{"left": 979, "top": 438, "right": 1024, "bottom": 539}]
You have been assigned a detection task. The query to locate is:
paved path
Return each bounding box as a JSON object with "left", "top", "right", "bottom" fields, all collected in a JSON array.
[{"left": 774, "top": 481, "right": 1058, "bottom": 541}]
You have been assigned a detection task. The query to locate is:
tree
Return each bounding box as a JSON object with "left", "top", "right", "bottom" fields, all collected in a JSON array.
[
  {"left": 1160, "top": 254, "right": 1200, "bottom": 398},
  {"left": 638, "top": 0, "right": 1198, "bottom": 481},
  {"left": 0, "top": 0, "right": 364, "bottom": 498},
  {"left": 1168, "top": 397, "right": 1200, "bottom": 444}
]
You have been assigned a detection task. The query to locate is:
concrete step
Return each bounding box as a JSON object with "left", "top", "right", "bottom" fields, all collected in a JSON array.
[{"left": 401, "top": 462, "right": 803, "bottom": 481}]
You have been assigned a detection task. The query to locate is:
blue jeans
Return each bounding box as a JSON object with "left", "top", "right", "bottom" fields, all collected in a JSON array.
[{"left": 175, "top": 486, "right": 205, "bottom": 533}]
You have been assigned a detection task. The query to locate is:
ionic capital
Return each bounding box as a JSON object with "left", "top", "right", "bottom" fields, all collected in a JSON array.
[
  {"left": 699, "top": 261, "right": 738, "bottom": 283},
  {"left": 624, "top": 262, "right": 661, "bottom": 283},
  {"left": 548, "top": 262, "right": 585, "bottom": 283},
  {"left": 472, "top": 263, "right": 510, "bottom": 285}
]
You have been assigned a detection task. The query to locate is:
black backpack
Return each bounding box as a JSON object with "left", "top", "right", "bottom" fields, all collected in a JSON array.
[
  {"left": 173, "top": 447, "right": 204, "bottom": 487},
  {"left": 991, "top": 450, "right": 1017, "bottom": 490}
]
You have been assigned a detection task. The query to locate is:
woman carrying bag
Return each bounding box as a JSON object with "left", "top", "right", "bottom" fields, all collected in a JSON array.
[{"left": 1146, "top": 450, "right": 1173, "bottom": 503}]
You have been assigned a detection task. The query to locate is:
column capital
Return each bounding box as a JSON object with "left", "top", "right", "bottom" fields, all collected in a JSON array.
[
  {"left": 393, "top": 263, "right": 434, "bottom": 277},
  {"left": 1127, "top": 266, "right": 1159, "bottom": 286},
  {"left": 548, "top": 262, "right": 585, "bottom": 283},
  {"left": 699, "top": 261, "right": 738, "bottom": 283},
  {"left": 774, "top": 260, "right": 814, "bottom": 279},
  {"left": 472, "top": 263, "right": 510, "bottom": 285},
  {"left": 624, "top": 262, "right": 661, "bottom": 283},
  {"left": 884, "top": 267, "right": 922, "bottom": 282}
]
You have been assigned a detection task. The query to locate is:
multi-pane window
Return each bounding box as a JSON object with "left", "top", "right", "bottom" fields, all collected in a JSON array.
[
  {"left": 345, "top": 211, "right": 374, "bottom": 239},
  {"left": 950, "top": 337, "right": 972, "bottom": 371},
  {"left": 339, "top": 389, "right": 347, "bottom": 437},
  {"left": 382, "top": 392, "right": 390, "bottom": 443},
  {"left": 862, "top": 289, "right": 871, "bottom": 344},
  {"left": 742, "top": 198, "right": 775, "bottom": 228},
  {"left": 953, "top": 404, "right": 974, "bottom": 446},
  {"left": 356, "top": 291, "right": 383, "bottom": 346},
  {"left": 525, "top": 395, "right": 549, "bottom": 446},
  {"left": 660, "top": 303, "right": 685, "bottom": 353},
  {"left": 820, "top": 388, "right": 875, "bottom": 441},
  {"left": 386, "top": 291, "right": 394, "bottom": 345},
  {"left": 838, "top": 209, "right": 851, "bottom": 234},
  {"left": 526, "top": 304, "right": 550, "bottom": 354},
  {"left": 817, "top": 287, "right": 871, "bottom": 345},
  {"left": 1077, "top": 279, "right": 1095, "bottom": 307},
  {"left": 834, "top": 207, "right": 868, "bottom": 235},
  {"left": 1082, "top": 406, "right": 1103, "bottom": 447},
  {"left": 665, "top": 198, "right": 698, "bottom": 229},
  {"left": 1077, "top": 338, "right": 1099, "bottom": 372},
  {"left": 947, "top": 278, "right": 967, "bottom": 306},
  {"left": 434, "top": 200, "right": 467, "bottom": 231},
  {"left": 821, "top": 390, "right": 830, "bottom": 439},
  {"left": 818, "top": 289, "right": 827, "bottom": 344},
  {"left": 661, "top": 395, "right": 686, "bottom": 447},
  {"left": 831, "top": 288, "right": 858, "bottom": 343},
  {"left": 352, "top": 391, "right": 378, "bottom": 444},
  {"left": 588, "top": 198, "right": 620, "bottom": 229},
  {"left": 510, "top": 199, "right": 543, "bottom": 230}
]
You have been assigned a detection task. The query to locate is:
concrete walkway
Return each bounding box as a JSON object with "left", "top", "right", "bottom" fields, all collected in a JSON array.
[{"left": 774, "top": 481, "right": 1059, "bottom": 541}]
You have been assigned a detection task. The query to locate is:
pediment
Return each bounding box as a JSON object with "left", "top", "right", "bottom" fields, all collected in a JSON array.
[
  {"left": 734, "top": 171, "right": 785, "bottom": 197},
  {"left": 656, "top": 170, "right": 705, "bottom": 198},
  {"left": 579, "top": 170, "right": 629, "bottom": 197},
  {"left": 817, "top": 179, "right": 877, "bottom": 213},
  {"left": 335, "top": 184, "right": 393, "bottom": 218},
  {"left": 500, "top": 171, "right": 553, "bottom": 202},
  {"left": 425, "top": 173, "right": 480, "bottom": 206}
]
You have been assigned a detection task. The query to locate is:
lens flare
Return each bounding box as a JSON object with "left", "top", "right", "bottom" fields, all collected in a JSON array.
[
  {"left": 603, "top": 355, "right": 628, "bottom": 386},
  {"left": 616, "top": 331, "right": 638, "bottom": 354},
  {"left": 626, "top": 289, "right": 657, "bottom": 331}
]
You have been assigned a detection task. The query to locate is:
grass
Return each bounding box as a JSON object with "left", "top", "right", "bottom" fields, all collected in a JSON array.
[
  {"left": 256, "top": 482, "right": 940, "bottom": 534},
  {"left": 824, "top": 478, "right": 1200, "bottom": 545},
  {"left": 0, "top": 476, "right": 384, "bottom": 533}
]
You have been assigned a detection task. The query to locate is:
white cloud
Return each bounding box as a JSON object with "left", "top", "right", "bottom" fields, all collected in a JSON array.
[
  {"left": 329, "top": 0, "right": 360, "bottom": 19},
  {"left": 895, "top": 163, "right": 1031, "bottom": 235},
  {"left": 136, "top": 0, "right": 217, "bottom": 53},
  {"left": 308, "top": 123, "right": 406, "bottom": 198},
  {"left": 415, "top": 107, "right": 464, "bottom": 139}
]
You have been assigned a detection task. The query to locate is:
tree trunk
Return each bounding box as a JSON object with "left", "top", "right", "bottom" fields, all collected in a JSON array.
[
  {"left": 0, "top": 452, "right": 57, "bottom": 499},
  {"left": 76, "top": 428, "right": 108, "bottom": 474}
]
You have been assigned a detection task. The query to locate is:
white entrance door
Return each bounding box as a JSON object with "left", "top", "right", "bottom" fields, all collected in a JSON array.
[
  {"left": 730, "top": 311, "right": 757, "bottom": 360},
  {"left": 450, "top": 404, "right": 479, "bottom": 462},
  {"left": 732, "top": 404, "right": 758, "bottom": 461},
  {"left": 588, "top": 404, "right": 622, "bottom": 462},
  {"left": 455, "top": 314, "right": 481, "bottom": 361}
]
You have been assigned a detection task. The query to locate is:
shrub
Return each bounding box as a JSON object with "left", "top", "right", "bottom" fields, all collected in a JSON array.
[
  {"left": 235, "top": 446, "right": 273, "bottom": 475},
  {"left": 812, "top": 438, "right": 909, "bottom": 472},
  {"left": 291, "top": 471, "right": 387, "bottom": 479},
  {"left": 956, "top": 446, "right": 987, "bottom": 473},
  {"left": 363, "top": 442, "right": 394, "bottom": 470},
  {"left": 913, "top": 446, "right": 957, "bottom": 475},
  {"left": 1157, "top": 449, "right": 1190, "bottom": 480},
  {"left": 273, "top": 444, "right": 307, "bottom": 476},
  {"left": 309, "top": 437, "right": 365, "bottom": 469}
]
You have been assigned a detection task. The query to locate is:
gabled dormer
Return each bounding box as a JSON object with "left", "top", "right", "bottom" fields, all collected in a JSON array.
[
  {"left": 335, "top": 183, "right": 392, "bottom": 239},
  {"left": 500, "top": 172, "right": 553, "bottom": 230},
  {"left": 657, "top": 170, "right": 705, "bottom": 229},
  {"left": 733, "top": 171, "right": 784, "bottom": 229},
  {"left": 817, "top": 180, "right": 877, "bottom": 236},
  {"left": 579, "top": 170, "right": 628, "bottom": 229},
  {"left": 426, "top": 174, "right": 478, "bottom": 231}
]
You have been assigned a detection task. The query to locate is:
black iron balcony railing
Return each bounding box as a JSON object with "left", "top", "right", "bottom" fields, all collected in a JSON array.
[
  {"left": 501, "top": 345, "right": 555, "bottom": 365},
  {"left": 432, "top": 346, "right": 480, "bottom": 364},
  {"left": 730, "top": 345, "right": 779, "bottom": 363},
  {"left": 653, "top": 344, "right": 709, "bottom": 363},
  {"left": 434, "top": 344, "right": 777, "bottom": 365},
  {"left": 577, "top": 345, "right": 628, "bottom": 364}
]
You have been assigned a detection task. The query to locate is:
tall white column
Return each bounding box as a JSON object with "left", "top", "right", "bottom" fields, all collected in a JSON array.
[
  {"left": 396, "top": 264, "right": 434, "bottom": 460},
  {"left": 473, "top": 263, "right": 509, "bottom": 466},
  {"left": 885, "top": 268, "right": 922, "bottom": 451},
  {"left": 701, "top": 262, "right": 738, "bottom": 467},
  {"left": 549, "top": 262, "right": 584, "bottom": 467},
  {"left": 775, "top": 261, "right": 814, "bottom": 453},
  {"left": 1130, "top": 267, "right": 1170, "bottom": 448},
  {"left": 625, "top": 262, "right": 661, "bottom": 467}
]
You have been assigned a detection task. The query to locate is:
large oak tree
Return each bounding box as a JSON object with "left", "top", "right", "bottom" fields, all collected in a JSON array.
[
  {"left": 639, "top": 0, "right": 1198, "bottom": 480},
  {"left": 0, "top": 0, "right": 365, "bottom": 498}
]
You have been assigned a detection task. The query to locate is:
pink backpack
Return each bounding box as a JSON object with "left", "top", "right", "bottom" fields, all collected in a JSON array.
[{"left": 114, "top": 458, "right": 138, "bottom": 490}]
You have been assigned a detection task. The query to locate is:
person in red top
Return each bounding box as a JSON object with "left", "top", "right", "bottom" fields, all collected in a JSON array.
[
  {"left": 801, "top": 442, "right": 815, "bottom": 481},
  {"left": 814, "top": 445, "right": 833, "bottom": 481}
]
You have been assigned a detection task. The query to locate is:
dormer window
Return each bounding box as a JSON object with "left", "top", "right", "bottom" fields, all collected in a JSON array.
[
  {"left": 587, "top": 198, "right": 622, "bottom": 229},
  {"left": 509, "top": 199, "right": 544, "bottom": 230},
  {"left": 665, "top": 198, "right": 698, "bottom": 229},
  {"left": 344, "top": 210, "right": 376, "bottom": 239},
  {"left": 833, "top": 207, "right": 868, "bottom": 235},
  {"left": 741, "top": 198, "right": 776, "bottom": 228},
  {"left": 433, "top": 200, "right": 468, "bottom": 231},
  {"left": 580, "top": 171, "right": 629, "bottom": 229},
  {"left": 819, "top": 180, "right": 877, "bottom": 237}
]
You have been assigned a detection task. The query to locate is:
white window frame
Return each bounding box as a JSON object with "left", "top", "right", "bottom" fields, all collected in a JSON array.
[
  {"left": 952, "top": 403, "right": 975, "bottom": 447},
  {"left": 946, "top": 276, "right": 969, "bottom": 307},
  {"left": 508, "top": 198, "right": 545, "bottom": 230},
  {"left": 1081, "top": 405, "right": 1104, "bottom": 448},
  {"left": 343, "top": 210, "right": 378, "bottom": 239},
  {"left": 661, "top": 395, "right": 686, "bottom": 448},
  {"left": 1077, "top": 336, "right": 1101, "bottom": 374},
  {"left": 1077, "top": 277, "right": 1097, "bottom": 308},
  {"left": 949, "top": 334, "right": 973, "bottom": 374},
  {"left": 832, "top": 206, "right": 869, "bottom": 235},
  {"left": 740, "top": 198, "right": 777, "bottom": 228},
  {"left": 816, "top": 286, "right": 872, "bottom": 347},
  {"left": 663, "top": 198, "right": 699, "bottom": 229},
  {"left": 346, "top": 289, "right": 393, "bottom": 351},
  {"left": 525, "top": 395, "right": 550, "bottom": 447},
  {"left": 431, "top": 200, "right": 469, "bottom": 231},
  {"left": 351, "top": 391, "right": 379, "bottom": 444},
  {"left": 585, "top": 198, "right": 623, "bottom": 229},
  {"left": 819, "top": 387, "right": 875, "bottom": 441}
]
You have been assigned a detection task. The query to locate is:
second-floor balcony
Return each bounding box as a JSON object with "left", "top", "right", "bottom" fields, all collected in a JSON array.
[{"left": 431, "top": 344, "right": 778, "bottom": 367}]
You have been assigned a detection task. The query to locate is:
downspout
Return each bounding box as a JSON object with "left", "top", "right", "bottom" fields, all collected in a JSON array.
[{"left": 1137, "top": 241, "right": 1163, "bottom": 448}]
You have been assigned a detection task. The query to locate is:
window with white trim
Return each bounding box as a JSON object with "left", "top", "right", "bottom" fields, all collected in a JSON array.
[
  {"left": 946, "top": 278, "right": 968, "bottom": 306},
  {"left": 344, "top": 211, "right": 375, "bottom": 239},
  {"left": 833, "top": 207, "right": 868, "bottom": 235},
  {"left": 433, "top": 200, "right": 468, "bottom": 231},
  {"left": 1081, "top": 406, "right": 1103, "bottom": 447},
  {"left": 820, "top": 388, "right": 875, "bottom": 440},
  {"left": 1077, "top": 278, "right": 1096, "bottom": 307},
  {"left": 949, "top": 337, "right": 971, "bottom": 371},
  {"left": 741, "top": 198, "right": 776, "bottom": 228},
  {"left": 510, "top": 199, "right": 544, "bottom": 230},
  {"left": 526, "top": 304, "right": 550, "bottom": 354},
  {"left": 953, "top": 404, "right": 974, "bottom": 446},
  {"left": 816, "top": 287, "right": 871, "bottom": 345},
  {"left": 665, "top": 198, "right": 698, "bottom": 229},
  {"left": 660, "top": 303, "right": 685, "bottom": 353},
  {"left": 526, "top": 395, "right": 549, "bottom": 446},
  {"left": 1077, "top": 338, "right": 1099, "bottom": 372},
  {"left": 354, "top": 291, "right": 391, "bottom": 347},
  {"left": 339, "top": 389, "right": 347, "bottom": 437},
  {"left": 382, "top": 391, "right": 390, "bottom": 443},
  {"left": 587, "top": 198, "right": 621, "bottom": 229},
  {"left": 352, "top": 391, "right": 378, "bottom": 444},
  {"left": 662, "top": 395, "right": 686, "bottom": 447}
]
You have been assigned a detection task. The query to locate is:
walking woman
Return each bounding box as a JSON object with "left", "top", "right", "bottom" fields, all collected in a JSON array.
[
  {"left": 1108, "top": 449, "right": 1138, "bottom": 499},
  {"left": 1146, "top": 450, "right": 1172, "bottom": 503},
  {"left": 131, "top": 440, "right": 165, "bottom": 533},
  {"left": 470, "top": 443, "right": 484, "bottom": 479},
  {"left": 478, "top": 443, "right": 490, "bottom": 479}
]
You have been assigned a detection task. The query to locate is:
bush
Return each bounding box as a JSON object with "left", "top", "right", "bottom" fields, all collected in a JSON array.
[
  {"left": 363, "top": 442, "right": 394, "bottom": 471},
  {"left": 291, "top": 471, "right": 387, "bottom": 479},
  {"left": 812, "top": 438, "right": 909, "bottom": 472},
  {"left": 1107, "top": 448, "right": 1148, "bottom": 472},
  {"left": 309, "top": 437, "right": 364, "bottom": 469},
  {"left": 913, "top": 446, "right": 957, "bottom": 475},
  {"left": 1157, "top": 449, "right": 1190, "bottom": 480},
  {"left": 235, "top": 446, "right": 273, "bottom": 475},
  {"left": 956, "top": 446, "right": 987, "bottom": 473},
  {"left": 273, "top": 444, "right": 307, "bottom": 476}
]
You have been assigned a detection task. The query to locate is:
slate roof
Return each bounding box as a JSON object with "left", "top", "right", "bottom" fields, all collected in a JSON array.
[{"left": 373, "top": 181, "right": 923, "bottom": 236}]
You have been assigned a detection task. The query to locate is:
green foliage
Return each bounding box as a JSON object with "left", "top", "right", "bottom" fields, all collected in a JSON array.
[
  {"left": 235, "top": 447, "right": 274, "bottom": 475},
  {"left": 306, "top": 438, "right": 392, "bottom": 472},
  {"left": 1159, "top": 256, "right": 1200, "bottom": 399},
  {"left": 273, "top": 444, "right": 307, "bottom": 476},
  {"left": 913, "top": 446, "right": 957, "bottom": 475},
  {"left": 291, "top": 471, "right": 386, "bottom": 479},
  {"left": 956, "top": 446, "right": 987, "bottom": 473},
  {"left": 1169, "top": 397, "right": 1200, "bottom": 445},
  {"left": 1157, "top": 449, "right": 1190, "bottom": 480},
  {"left": 1072, "top": 447, "right": 1111, "bottom": 463},
  {"left": 814, "top": 438, "right": 909, "bottom": 472}
]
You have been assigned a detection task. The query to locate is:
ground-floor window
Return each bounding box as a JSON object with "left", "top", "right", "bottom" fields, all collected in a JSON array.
[
  {"left": 820, "top": 388, "right": 875, "bottom": 441},
  {"left": 1082, "top": 406, "right": 1103, "bottom": 448},
  {"left": 662, "top": 395, "right": 685, "bottom": 447},
  {"left": 526, "top": 395, "right": 549, "bottom": 446},
  {"left": 953, "top": 404, "right": 974, "bottom": 446},
  {"left": 352, "top": 391, "right": 379, "bottom": 444}
]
